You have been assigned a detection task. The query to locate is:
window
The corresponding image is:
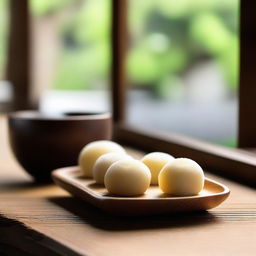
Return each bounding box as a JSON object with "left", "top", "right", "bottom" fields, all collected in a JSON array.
[
  {"left": 5, "top": 0, "right": 256, "bottom": 185},
  {"left": 111, "top": 0, "right": 256, "bottom": 185},
  {"left": 29, "top": 0, "right": 111, "bottom": 114},
  {"left": 126, "top": 0, "right": 239, "bottom": 147},
  {"left": 5, "top": 0, "right": 111, "bottom": 113}
]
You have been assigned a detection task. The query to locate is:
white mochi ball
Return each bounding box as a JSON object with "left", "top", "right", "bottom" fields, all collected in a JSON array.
[
  {"left": 78, "top": 140, "right": 125, "bottom": 177},
  {"left": 92, "top": 152, "right": 132, "bottom": 184},
  {"left": 104, "top": 159, "right": 151, "bottom": 196},
  {"left": 158, "top": 158, "right": 204, "bottom": 196},
  {"left": 141, "top": 152, "right": 174, "bottom": 185}
]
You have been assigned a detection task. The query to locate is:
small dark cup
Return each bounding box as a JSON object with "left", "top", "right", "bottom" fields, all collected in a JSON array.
[{"left": 8, "top": 111, "right": 112, "bottom": 182}]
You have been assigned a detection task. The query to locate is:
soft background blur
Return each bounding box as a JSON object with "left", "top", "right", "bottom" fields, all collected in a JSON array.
[{"left": 0, "top": 0, "right": 239, "bottom": 146}]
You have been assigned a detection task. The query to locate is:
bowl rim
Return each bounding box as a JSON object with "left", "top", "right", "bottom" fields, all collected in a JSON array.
[{"left": 8, "top": 110, "right": 112, "bottom": 121}]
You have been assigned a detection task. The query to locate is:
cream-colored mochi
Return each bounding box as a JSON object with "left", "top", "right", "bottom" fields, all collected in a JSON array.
[
  {"left": 141, "top": 152, "right": 174, "bottom": 185},
  {"left": 158, "top": 158, "right": 204, "bottom": 196},
  {"left": 104, "top": 159, "right": 151, "bottom": 196},
  {"left": 79, "top": 141, "right": 125, "bottom": 177},
  {"left": 93, "top": 152, "right": 132, "bottom": 184}
]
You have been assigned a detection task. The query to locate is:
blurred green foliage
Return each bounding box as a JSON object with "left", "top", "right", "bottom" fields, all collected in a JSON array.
[
  {"left": 30, "top": 0, "right": 73, "bottom": 16},
  {"left": 0, "top": 0, "right": 7, "bottom": 80},
  {"left": 51, "top": 0, "right": 111, "bottom": 90},
  {"left": 127, "top": 0, "right": 239, "bottom": 96},
  {"left": 0, "top": 0, "right": 239, "bottom": 95},
  {"left": 53, "top": 0, "right": 111, "bottom": 90}
]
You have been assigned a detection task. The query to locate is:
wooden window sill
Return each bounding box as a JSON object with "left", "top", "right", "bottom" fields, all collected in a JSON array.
[{"left": 114, "top": 123, "right": 256, "bottom": 186}]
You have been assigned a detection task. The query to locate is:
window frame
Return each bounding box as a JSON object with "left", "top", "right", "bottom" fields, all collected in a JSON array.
[
  {"left": 7, "top": 0, "right": 31, "bottom": 110},
  {"left": 111, "top": 0, "right": 256, "bottom": 185}
]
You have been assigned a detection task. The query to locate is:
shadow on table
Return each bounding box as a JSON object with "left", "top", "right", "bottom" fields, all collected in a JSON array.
[
  {"left": 0, "top": 179, "right": 53, "bottom": 192},
  {"left": 48, "top": 196, "right": 219, "bottom": 231}
]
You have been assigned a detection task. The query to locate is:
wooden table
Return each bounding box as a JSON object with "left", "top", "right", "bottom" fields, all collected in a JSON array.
[{"left": 0, "top": 115, "right": 255, "bottom": 256}]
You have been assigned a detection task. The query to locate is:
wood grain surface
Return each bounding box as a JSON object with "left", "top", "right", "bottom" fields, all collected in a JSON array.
[{"left": 0, "top": 115, "right": 256, "bottom": 256}]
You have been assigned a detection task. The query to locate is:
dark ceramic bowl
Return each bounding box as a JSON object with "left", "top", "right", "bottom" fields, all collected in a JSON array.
[{"left": 8, "top": 111, "right": 112, "bottom": 182}]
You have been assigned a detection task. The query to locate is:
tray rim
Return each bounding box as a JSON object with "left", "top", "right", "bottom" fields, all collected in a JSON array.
[{"left": 52, "top": 166, "right": 230, "bottom": 202}]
